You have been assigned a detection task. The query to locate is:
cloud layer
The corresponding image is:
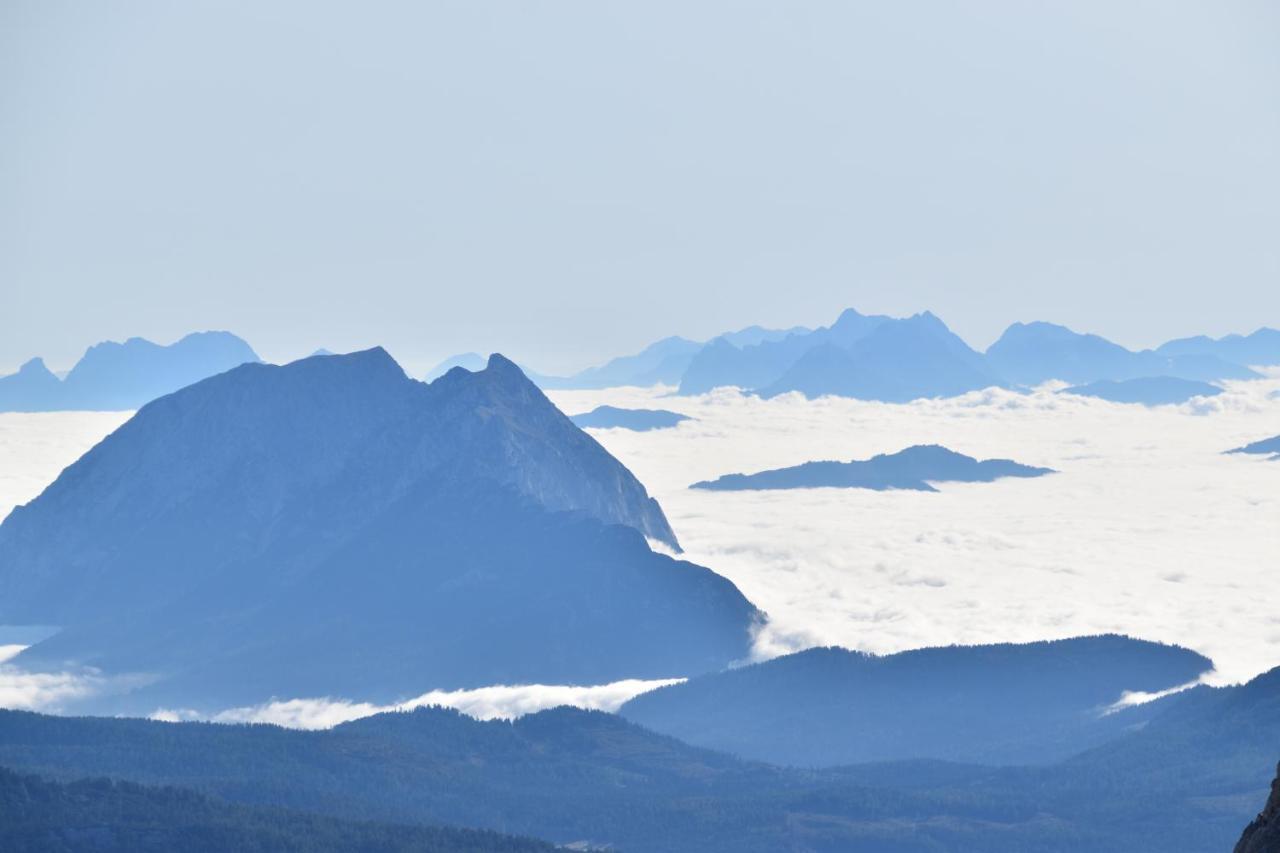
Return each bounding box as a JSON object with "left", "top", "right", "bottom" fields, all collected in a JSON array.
[
  {"left": 549, "top": 374, "right": 1280, "bottom": 685},
  {"left": 152, "top": 678, "right": 684, "bottom": 729},
  {"left": 1, "top": 373, "right": 1277, "bottom": 724}
]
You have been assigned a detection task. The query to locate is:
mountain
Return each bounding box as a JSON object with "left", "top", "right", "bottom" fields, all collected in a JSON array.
[
  {"left": 0, "top": 766, "right": 554, "bottom": 853},
  {"left": 571, "top": 405, "right": 691, "bottom": 431},
  {"left": 535, "top": 337, "right": 703, "bottom": 389},
  {"left": 1228, "top": 435, "right": 1280, "bottom": 459},
  {"left": 1060, "top": 376, "right": 1223, "bottom": 405},
  {"left": 0, "top": 358, "right": 65, "bottom": 412},
  {"left": 691, "top": 444, "right": 1053, "bottom": 492},
  {"left": 2, "top": 657, "right": 1276, "bottom": 852},
  {"left": 424, "top": 352, "right": 487, "bottom": 381},
  {"left": 1159, "top": 328, "right": 1280, "bottom": 367},
  {"left": 986, "top": 321, "right": 1258, "bottom": 386},
  {"left": 619, "top": 635, "right": 1212, "bottom": 766},
  {"left": 0, "top": 350, "right": 758, "bottom": 709},
  {"left": 537, "top": 325, "right": 810, "bottom": 391},
  {"left": 677, "top": 308, "right": 889, "bottom": 394},
  {"left": 1236, "top": 762, "right": 1280, "bottom": 853},
  {"left": 757, "top": 311, "right": 1001, "bottom": 401},
  {"left": 0, "top": 332, "right": 260, "bottom": 412}
]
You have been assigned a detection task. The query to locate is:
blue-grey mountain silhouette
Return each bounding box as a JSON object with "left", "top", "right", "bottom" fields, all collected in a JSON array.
[
  {"left": 757, "top": 311, "right": 1000, "bottom": 401},
  {"left": 677, "top": 308, "right": 889, "bottom": 395},
  {"left": 620, "top": 635, "right": 1212, "bottom": 766},
  {"left": 535, "top": 326, "right": 809, "bottom": 391},
  {"left": 424, "top": 351, "right": 487, "bottom": 381},
  {"left": 571, "top": 406, "right": 691, "bottom": 431},
  {"left": 0, "top": 350, "right": 758, "bottom": 709},
  {"left": 1061, "top": 376, "right": 1223, "bottom": 405},
  {"left": 1159, "top": 327, "right": 1280, "bottom": 367},
  {"left": 535, "top": 337, "right": 703, "bottom": 389},
  {"left": 986, "top": 321, "right": 1258, "bottom": 386},
  {"left": 0, "top": 331, "right": 260, "bottom": 412},
  {"left": 0, "top": 358, "right": 65, "bottom": 412},
  {"left": 1227, "top": 434, "right": 1280, "bottom": 459},
  {"left": 691, "top": 444, "right": 1052, "bottom": 492}
]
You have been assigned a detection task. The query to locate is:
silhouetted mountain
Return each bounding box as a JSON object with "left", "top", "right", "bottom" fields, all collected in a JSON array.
[
  {"left": 0, "top": 332, "right": 260, "bottom": 412},
  {"left": 0, "top": 765, "right": 553, "bottom": 853},
  {"left": 986, "top": 321, "right": 1258, "bottom": 386},
  {"left": 692, "top": 444, "right": 1052, "bottom": 492},
  {"left": 537, "top": 325, "right": 810, "bottom": 391},
  {"left": 535, "top": 337, "right": 703, "bottom": 389},
  {"left": 2, "top": 657, "right": 1276, "bottom": 852},
  {"left": 1236, "top": 762, "right": 1280, "bottom": 853},
  {"left": 1228, "top": 435, "right": 1280, "bottom": 458},
  {"left": 0, "top": 358, "right": 65, "bottom": 412},
  {"left": 309, "top": 348, "right": 336, "bottom": 357},
  {"left": 1159, "top": 328, "right": 1280, "bottom": 367},
  {"left": 571, "top": 406, "right": 691, "bottom": 431},
  {"left": 424, "top": 352, "right": 487, "bottom": 381},
  {"left": 0, "top": 350, "right": 758, "bottom": 708},
  {"left": 1060, "top": 376, "right": 1223, "bottom": 405},
  {"left": 620, "top": 635, "right": 1211, "bottom": 766},
  {"left": 677, "top": 308, "right": 889, "bottom": 394},
  {"left": 757, "top": 312, "right": 1001, "bottom": 401}
]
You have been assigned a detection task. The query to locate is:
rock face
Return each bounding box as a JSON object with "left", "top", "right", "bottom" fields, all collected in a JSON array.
[
  {"left": 1236, "top": 763, "right": 1280, "bottom": 853},
  {"left": 571, "top": 406, "right": 691, "bottom": 431},
  {"left": 1060, "top": 376, "right": 1223, "bottom": 405},
  {"left": 691, "top": 444, "right": 1053, "bottom": 492},
  {"left": 0, "top": 331, "right": 260, "bottom": 412},
  {"left": 0, "top": 350, "right": 759, "bottom": 708}
]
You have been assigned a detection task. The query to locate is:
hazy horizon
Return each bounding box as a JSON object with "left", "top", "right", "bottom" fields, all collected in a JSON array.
[{"left": 5, "top": 1, "right": 1279, "bottom": 374}]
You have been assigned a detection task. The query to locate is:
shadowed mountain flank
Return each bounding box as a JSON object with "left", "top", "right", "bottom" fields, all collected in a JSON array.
[{"left": 0, "top": 350, "right": 759, "bottom": 708}]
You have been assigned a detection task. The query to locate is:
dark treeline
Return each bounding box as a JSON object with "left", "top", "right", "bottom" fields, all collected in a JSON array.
[
  {"left": 1, "top": 664, "right": 1278, "bottom": 853},
  {"left": 0, "top": 766, "right": 554, "bottom": 852}
]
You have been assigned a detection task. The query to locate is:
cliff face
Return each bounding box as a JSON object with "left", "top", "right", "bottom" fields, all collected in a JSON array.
[{"left": 1237, "top": 762, "right": 1280, "bottom": 853}]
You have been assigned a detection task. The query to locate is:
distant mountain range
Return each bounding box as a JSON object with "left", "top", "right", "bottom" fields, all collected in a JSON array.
[
  {"left": 0, "top": 350, "right": 758, "bottom": 710},
  {"left": 571, "top": 405, "right": 691, "bottom": 431},
  {"left": 1, "top": 647, "right": 1276, "bottom": 852},
  {"left": 0, "top": 332, "right": 260, "bottom": 412},
  {"left": 442, "top": 311, "right": 1278, "bottom": 402},
  {"left": 1060, "top": 376, "right": 1224, "bottom": 406},
  {"left": 619, "top": 635, "right": 1210, "bottom": 766},
  {"left": 691, "top": 444, "right": 1053, "bottom": 492}
]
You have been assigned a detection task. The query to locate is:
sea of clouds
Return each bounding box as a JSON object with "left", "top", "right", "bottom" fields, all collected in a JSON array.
[
  {"left": 548, "top": 374, "right": 1280, "bottom": 686},
  {"left": 1, "top": 375, "right": 1277, "bottom": 725}
]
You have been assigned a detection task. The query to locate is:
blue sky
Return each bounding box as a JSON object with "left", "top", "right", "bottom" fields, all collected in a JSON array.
[{"left": 3, "top": 0, "right": 1278, "bottom": 375}]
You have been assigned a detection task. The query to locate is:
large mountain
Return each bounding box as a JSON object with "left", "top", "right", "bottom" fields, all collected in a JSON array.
[
  {"left": 986, "top": 321, "right": 1258, "bottom": 386},
  {"left": 619, "top": 635, "right": 1212, "bottom": 766},
  {"left": 0, "top": 331, "right": 260, "bottom": 412},
  {"left": 0, "top": 350, "right": 758, "bottom": 708},
  {"left": 534, "top": 336, "right": 703, "bottom": 389},
  {"left": 691, "top": 444, "right": 1052, "bottom": 492}
]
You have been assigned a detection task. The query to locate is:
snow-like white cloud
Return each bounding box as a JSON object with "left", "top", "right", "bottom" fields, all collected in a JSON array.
[
  {"left": 0, "top": 411, "right": 131, "bottom": 519},
  {"left": 151, "top": 678, "right": 684, "bottom": 729},
  {"left": 548, "top": 376, "right": 1280, "bottom": 685}
]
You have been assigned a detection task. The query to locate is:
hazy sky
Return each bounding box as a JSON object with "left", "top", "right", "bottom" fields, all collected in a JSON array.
[{"left": 3, "top": 1, "right": 1278, "bottom": 375}]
